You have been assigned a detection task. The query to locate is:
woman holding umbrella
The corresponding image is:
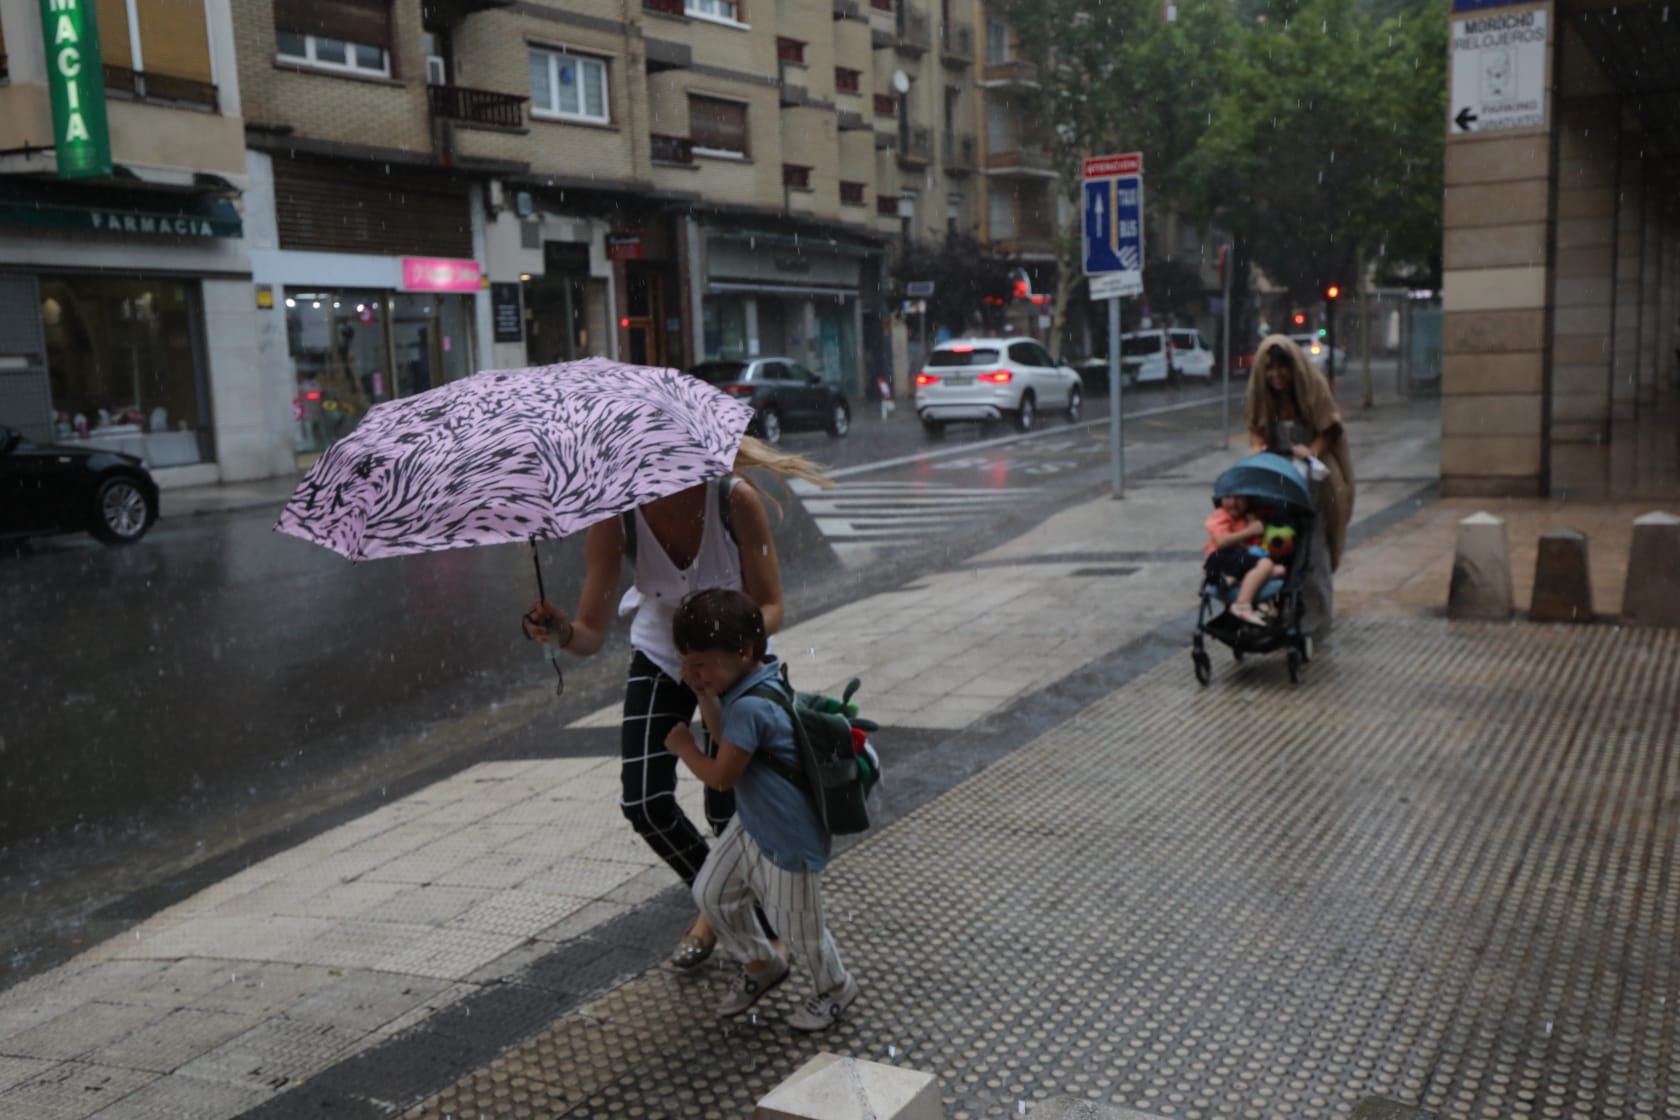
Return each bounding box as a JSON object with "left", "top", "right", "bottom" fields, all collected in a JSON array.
[
  {"left": 1246, "top": 335, "right": 1355, "bottom": 648},
  {"left": 520, "top": 435, "right": 829, "bottom": 971}
]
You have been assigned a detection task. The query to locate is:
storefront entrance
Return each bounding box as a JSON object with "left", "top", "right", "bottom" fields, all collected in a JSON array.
[{"left": 286, "top": 289, "right": 474, "bottom": 457}]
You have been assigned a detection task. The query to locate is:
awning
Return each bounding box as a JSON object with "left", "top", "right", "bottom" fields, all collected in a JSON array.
[
  {"left": 707, "top": 280, "right": 859, "bottom": 298},
  {"left": 0, "top": 178, "right": 243, "bottom": 240}
]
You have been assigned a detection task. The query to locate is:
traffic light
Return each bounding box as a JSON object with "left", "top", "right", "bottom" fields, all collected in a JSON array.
[
  {"left": 1325, "top": 284, "right": 1341, "bottom": 301},
  {"left": 1293, "top": 313, "right": 1306, "bottom": 326}
]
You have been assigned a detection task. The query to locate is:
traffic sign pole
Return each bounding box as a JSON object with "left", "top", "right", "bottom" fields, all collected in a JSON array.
[{"left": 1108, "top": 296, "right": 1124, "bottom": 498}]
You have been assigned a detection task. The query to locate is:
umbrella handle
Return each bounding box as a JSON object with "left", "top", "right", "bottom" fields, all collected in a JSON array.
[{"left": 530, "top": 540, "right": 548, "bottom": 604}]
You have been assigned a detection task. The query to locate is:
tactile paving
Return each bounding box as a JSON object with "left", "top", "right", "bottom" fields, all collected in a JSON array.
[{"left": 401, "top": 618, "right": 1680, "bottom": 1120}]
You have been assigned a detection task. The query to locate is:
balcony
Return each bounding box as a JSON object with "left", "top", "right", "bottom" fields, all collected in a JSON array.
[
  {"left": 898, "top": 125, "right": 934, "bottom": 167},
  {"left": 103, "top": 66, "right": 218, "bottom": 109},
  {"left": 940, "top": 22, "right": 973, "bottom": 65},
  {"left": 423, "top": 0, "right": 514, "bottom": 20},
  {"left": 428, "top": 84, "right": 526, "bottom": 129},
  {"left": 651, "top": 133, "right": 695, "bottom": 165},
  {"left": 991, "top": 229, "right": 1057, "bottom": 258},
  {"left": 643, "top": 0, "right": 686, "bottom": 14},
  {"left": 833, "top": 0, "right": 864, "bottom": 19},
  {"left": 896, "top": 8, "right": 932, "bottom": 52},
  {"left": 942, "top": 130, "right": 977, "bottom": 172},
  {"left": 985, "top": 143, "right": 1056, "bottom": 177},
  {"left": 978, "top": 58, "right": 1040, "bottom": 88}
]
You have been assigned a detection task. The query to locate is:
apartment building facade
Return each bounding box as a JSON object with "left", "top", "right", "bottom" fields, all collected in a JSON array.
[{"left": 0, "top": 0, "right": 287, "bottom": 484}]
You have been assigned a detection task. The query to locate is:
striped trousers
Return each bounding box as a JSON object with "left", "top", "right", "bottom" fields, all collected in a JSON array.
[{"left": 694, "top": 818, "right": 847, "bottom": 994}]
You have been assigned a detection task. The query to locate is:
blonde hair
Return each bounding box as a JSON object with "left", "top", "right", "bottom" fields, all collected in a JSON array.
[{"left": 731, "top": 435, "right": 834, "bottom": 519}]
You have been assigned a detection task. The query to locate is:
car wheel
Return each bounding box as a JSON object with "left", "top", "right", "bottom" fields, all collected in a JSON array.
[
  {"left": 1066, "top": 386, "right": 1083, "bottom": 422},
  {"left": 91, "top": 475, "right": 152, "bottom": 545},
  {"left": 921, "top": 417, "right": 945, "bottom": 438},
  {"left": 1014, "top": 392, "right": 1036, "bottom": 433},
  {"left": 759, "top": 408, "right": 783, "bottom": 446},
  {"left": 826, "top": 401, "right": 850, "bottom": 438}
]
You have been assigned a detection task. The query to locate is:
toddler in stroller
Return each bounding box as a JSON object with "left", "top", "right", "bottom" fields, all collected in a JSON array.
[{"left": 1191, "top": 453, "right": 1316, "bottom": 685}]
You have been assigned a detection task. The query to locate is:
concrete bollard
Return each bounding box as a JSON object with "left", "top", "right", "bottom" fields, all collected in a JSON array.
[
  {"left": 755, "top": 1054, "right": 942, "bottom": 1120},
  {"left": 1622, "top": 511, "right": 1680, "bottom": 627},
  {"left": 1447, "top": 512, "right": 1513, "bottom": 621},
  {"left": 1529, "top": 528, "right": 1594, "bottom": 622}
]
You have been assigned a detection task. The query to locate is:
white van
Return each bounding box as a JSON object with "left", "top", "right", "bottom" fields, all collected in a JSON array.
[{"left": 1119, "top": 328, "right": 1215, "bottom": 385}]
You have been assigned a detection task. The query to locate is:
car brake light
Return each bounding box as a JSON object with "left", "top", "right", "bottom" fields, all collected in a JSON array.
[
  {"left": 977, "top": 369, "right": 1013, "bottom": 383},
  {"left": 722, "top": 384, "right": 754, "bottom": 396},
  {"left": 915, "top": 372, "right": 940, "bottom": 387},
  {"left": 305, "top": 392, "right": 321, "bottom": 400}
]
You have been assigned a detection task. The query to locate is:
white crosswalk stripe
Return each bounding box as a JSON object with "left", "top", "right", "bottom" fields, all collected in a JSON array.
[{"left": 789, "top": 477, "right": 1037, "bottom": 561}]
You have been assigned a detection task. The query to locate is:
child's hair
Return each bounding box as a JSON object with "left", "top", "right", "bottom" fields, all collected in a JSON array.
[{"left": 672, "top": 588, "right": 768, "bottom": 661}]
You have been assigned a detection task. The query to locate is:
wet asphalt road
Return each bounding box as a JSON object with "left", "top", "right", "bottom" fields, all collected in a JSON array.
[{"left": 0, "top": 377, "right": 1245, "bottom": 979}]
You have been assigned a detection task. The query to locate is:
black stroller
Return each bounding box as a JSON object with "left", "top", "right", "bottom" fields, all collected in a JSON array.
[{"left": 1192, "top": 452, "right": 1316, "bottom": 685}]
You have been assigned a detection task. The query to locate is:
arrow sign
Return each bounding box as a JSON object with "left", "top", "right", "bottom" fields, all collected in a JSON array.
[{"left": 1454, "top": 107, "right": 1478, "bottom": 132}]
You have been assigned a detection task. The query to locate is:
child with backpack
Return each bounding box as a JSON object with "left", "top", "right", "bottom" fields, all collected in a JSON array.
[{"left": 664, "top": 588, "right": 860, "bottom": 1032}]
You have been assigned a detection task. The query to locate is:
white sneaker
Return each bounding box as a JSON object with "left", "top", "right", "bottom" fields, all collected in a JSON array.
[
  {"left": 716, "top": 958, "right": 789, "bottom": 1018},
  {"left": 787, "top": 974, "right": 859, "bottom": 1032}
]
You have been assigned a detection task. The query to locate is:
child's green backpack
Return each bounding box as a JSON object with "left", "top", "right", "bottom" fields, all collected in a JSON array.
[{"left": 747, "top": 667, "right": 880, "bottom": 837}]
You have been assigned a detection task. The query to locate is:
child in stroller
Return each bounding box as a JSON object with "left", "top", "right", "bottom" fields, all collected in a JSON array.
[{"left": 1192, "top": 453, "right": 1316, "bottom": 685}]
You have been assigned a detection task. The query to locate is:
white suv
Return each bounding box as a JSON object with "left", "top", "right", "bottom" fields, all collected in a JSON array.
[{"left": 914, "top": 337, "right": 1083, "bottom": 435}]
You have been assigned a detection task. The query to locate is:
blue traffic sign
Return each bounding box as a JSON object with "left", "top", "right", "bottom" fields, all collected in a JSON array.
[{"left": 1082, "top": 152, "right": 1143, "bottom": 293}]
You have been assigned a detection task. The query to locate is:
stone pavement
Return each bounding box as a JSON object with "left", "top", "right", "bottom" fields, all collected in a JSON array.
[{"left": 7, "top": 396, "right": 1676, "bottom": 1119}]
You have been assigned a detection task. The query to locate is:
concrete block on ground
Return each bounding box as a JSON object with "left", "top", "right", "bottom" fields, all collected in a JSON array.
[
  {"left": 1352, "top": 1098, "right": 1437, "bottom": 1120},
  {"left": 1447, "top": 512, "right": 1513, "bottom": 620},
  {"left": 1032, "top": 1098, "right": 1168, "bottom": 1119},
  {"left": 1622, "top": 511, "right": 1680, "bottom": 626},
  {"left": 1529, "top": 528, "right": 1594, "bottom": 622},
  {"left": 755, "top": 1053, "right": 941, "bottom": 1120}
]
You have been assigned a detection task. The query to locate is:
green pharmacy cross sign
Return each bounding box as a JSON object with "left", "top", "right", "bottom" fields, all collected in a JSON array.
[{"left": 40, "top": 0, "right": 113, "bottom": 179}]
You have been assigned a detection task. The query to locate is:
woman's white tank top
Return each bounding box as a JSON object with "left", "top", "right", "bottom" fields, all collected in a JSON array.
[{"left": 623, "top": 478, "right": 744, "bottom": 681}]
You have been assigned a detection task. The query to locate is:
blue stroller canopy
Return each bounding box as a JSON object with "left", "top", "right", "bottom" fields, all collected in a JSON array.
[{"left": 1213, "top": 452, "right": 1316, "bottom": 512}]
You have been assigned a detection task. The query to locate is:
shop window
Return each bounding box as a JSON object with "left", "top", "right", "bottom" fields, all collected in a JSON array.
[
  {"left": 783, "top": 164, "right": 812, "bottom": 191},
  {"left": 686, "top": 0, "right": 741, "bottom": 23},
  {"left": 274, "top": 0, "right": 392, "bottom": 77},
  {"left": 97, "top": 0, "right": 217, "bottom": 106},
  {"left": 689, "top": 95, "right": 749, "bottom": 158},
  {"left": 703, "top": 297, "right": 749, "bottom": 360},
  {"left": 840, "top": 181, "right": 866, "bottom": 206},
  {"left": 835, "top": 67, "right": 860, "bottom": 94},
  {"left": 285, "top": 288, "right": 475, "bottom": 458},
  {"left": 776, "top": 37, "right": 805, "bottom": 64},
  {"left": 529, "top": 48, "right": 609, "bottom": 124},
  {"left": 40, "top": 275, "right": 208, "bottom": 468}
]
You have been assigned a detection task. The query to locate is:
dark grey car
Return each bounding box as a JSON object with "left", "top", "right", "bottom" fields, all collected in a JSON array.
[{"left": 690, "top": 358, "right": 851, "bottom": 446}]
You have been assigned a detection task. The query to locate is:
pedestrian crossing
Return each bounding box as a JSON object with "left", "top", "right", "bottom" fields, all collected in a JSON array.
[{"left": 788, "top": 477, "right": 1038, "bottom": 563}]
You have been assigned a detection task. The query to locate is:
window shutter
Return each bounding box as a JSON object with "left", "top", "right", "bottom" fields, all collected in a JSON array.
[
  {"left": 689, "top": 96, "right": 747, "bottom": 154},
  {"left": 96, "top": 0, "right": 133, "bottom": 69},
  {"left": 137, "top": 0, "right": 213, "bottom": 82},
  {"left": 273, "top": 0, "right": 391, "bottom": 48}
]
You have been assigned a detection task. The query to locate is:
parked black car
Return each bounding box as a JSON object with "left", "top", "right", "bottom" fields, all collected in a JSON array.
[
  {"left": 690, "top": 358, "right": 850, "bottom": 445},
  {"left": 1, "top": 425, "right": 160, "bottom": 545}
]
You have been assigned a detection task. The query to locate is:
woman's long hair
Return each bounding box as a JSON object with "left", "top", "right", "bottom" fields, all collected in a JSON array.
[
  {"left": 1245, "top": 334, "right": 1331, "bottom": 438},
  {"left": 732, "top": 435, "right": 834, "bottom": 518}
]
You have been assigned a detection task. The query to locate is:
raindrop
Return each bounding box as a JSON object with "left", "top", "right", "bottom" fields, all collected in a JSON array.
[
  {"left": 888, "top": 1044, "right": 897, "bottom": 1058},
  {"left": 1543, "top": 1021, "right": 1553, "bottom": 1035}
]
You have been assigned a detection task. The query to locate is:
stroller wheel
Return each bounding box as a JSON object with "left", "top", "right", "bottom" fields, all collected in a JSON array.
[
  {"left": 1193, "top": 651, "right": 1212, "bottom": 686},
  {"left": 1286, "top": 648, "right": 1303, "bottom": 684}
]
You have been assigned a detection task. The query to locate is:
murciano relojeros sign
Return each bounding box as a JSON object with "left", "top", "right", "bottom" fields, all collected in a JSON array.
[{"left": 39, "top": 0, "right": 114, "bottom": 179}]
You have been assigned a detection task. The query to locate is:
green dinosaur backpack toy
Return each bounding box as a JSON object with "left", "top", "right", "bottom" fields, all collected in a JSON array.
[{"left": 747, "top": 669, "right": 881, "bottom": 837}]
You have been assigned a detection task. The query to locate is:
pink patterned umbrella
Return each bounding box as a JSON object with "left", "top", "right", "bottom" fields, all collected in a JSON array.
[{"left": 275, "top": 358, "right": 755, "bottom": 562}]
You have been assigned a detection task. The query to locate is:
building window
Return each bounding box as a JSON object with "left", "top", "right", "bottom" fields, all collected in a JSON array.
[
  {"left": 835, "top": 67, "right": 861, "bottom": 94},
  {"left": 686, "top": 0, "right": 741, "bottom": 22},
  {"left": 840, "top": 181, "right": 866, "bottom": 206},
  {"left": 0, "top": 15, "right": 9, "bottom": 81},
  {"left": 783, "top": 164, "right": 812, "bottom": 191},
  {"left": 689, "top": 95, "right": 749, "bottom": 158},
  {"left": 877, "top": 194, "right": 898, "bottom": 216},
  {"left": 529, "top": 48, "right": 609, "bottom": 123},
  {"left": 874, "top": 93, "right": 896, "bottom": 118},
  {"left": 985, "top": 17, "right": 1009, "bottom": 62},
  {"left": 989, "top": 186, "right": 1015, "bottom": 239},
  {"left": 777, "top": 37, "right": 806, "bottom": 63},
  {"left": 870, "top": 0, "right": 893, "bottom": 11},
  {"left": 41, "top": 274, "right": 209, "bottom": 468},
  {"left": 273, "top": 0, "right": 392, "bottom": 77},
  {"left": 98, "top": 0, "right": 218, "bottom": 105}
]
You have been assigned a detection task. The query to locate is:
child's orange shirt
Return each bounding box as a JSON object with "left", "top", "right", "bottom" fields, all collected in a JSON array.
[{"left": 1204, "top": 509, "right": 1260, "bottom": 557}]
